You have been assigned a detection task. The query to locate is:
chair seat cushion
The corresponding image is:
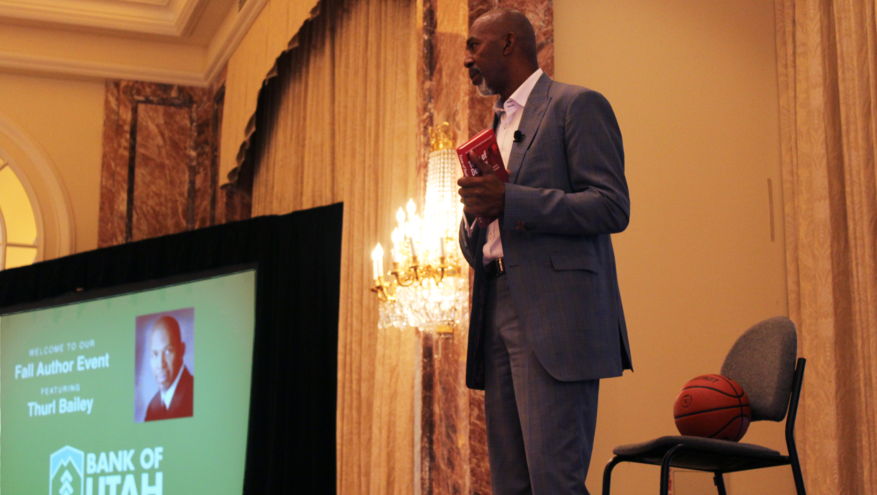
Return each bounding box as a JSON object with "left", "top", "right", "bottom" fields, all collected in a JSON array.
[{"left": 613, "top": 436, "right": 787, "bottom": 472}]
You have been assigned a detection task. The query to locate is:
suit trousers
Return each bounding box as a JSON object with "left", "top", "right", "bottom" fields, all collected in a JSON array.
[{"left": 484, "top": 275, "right": 600, "bottom": 495}]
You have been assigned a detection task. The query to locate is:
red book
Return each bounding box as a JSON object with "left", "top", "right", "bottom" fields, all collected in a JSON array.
[
  {"left": 455, "top": 129, "right": 509, "bottom": 182},
  {"left": 456, "top": 129, "right": 509, "bottom": 227}
]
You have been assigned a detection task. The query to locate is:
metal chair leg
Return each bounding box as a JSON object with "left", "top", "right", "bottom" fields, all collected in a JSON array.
[
  {"left": 713, "top": 472, "right": 727, "bottom": 495},
  {"left": 602, "top": 457, "right": 624, "bottom": 495},
  {"left": 790, "top": 455, "right": 806, "bottom": 495},
  {"left": 660, "top": 445, "right": 684, "bottom": 495}
]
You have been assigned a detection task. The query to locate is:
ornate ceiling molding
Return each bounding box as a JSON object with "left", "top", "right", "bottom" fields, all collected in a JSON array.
[
  {"left": 0, "top": 51, "right": 207, "bottom": 86},
  {"left": 0, "top": 0, "right": 268, "bottom": 86},
  {"left": 0, "top": 0, "right": 203, "bottom": 37}
]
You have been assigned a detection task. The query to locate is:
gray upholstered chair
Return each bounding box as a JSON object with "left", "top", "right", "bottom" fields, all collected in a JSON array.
[{"left": 602, "top": 316, "right": 806, "bottom": 495}]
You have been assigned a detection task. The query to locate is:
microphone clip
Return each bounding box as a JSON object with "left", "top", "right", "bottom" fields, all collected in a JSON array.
[{"left": 513, "top": 130, "right": 524, "bottom": 143}]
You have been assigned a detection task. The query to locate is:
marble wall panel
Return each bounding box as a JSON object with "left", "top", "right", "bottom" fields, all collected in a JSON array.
[
  {"left": 432, "top": 0, "right": 470, "bottom": 145},
  {"left": 416, "top": 0, "right": 554, "bottom": 494},
  {"left": 468, "top": 389, "right": 490, "bottom": 495},
  {"left": 432, "top": 33, "right": 467, "bottom": 143},
  {"left": 418, "top": 328, "right": 474, "bottom": 495},
  {"left": 194, "top": 94, "right": 219, "bottom": 228},
  {"left": 131, "top": 103, "right": 191, "bottom": 241},
  {"left": 499, "top": 0, "right": 554, "bottom": 77},
  {"left": 416, "top": 1, "right": 474, "bottom": 494},
  {"left": 99, "top": 82, "right": 129, "bottom": 248},
  {"left": 419, "top": 331, "right": 437, "bottom": 495},
  {"left": 99, "top": 81, "right": 220, "bottom": 247},
  {"left": 432, "top": 333, "right": 469, "bottom": 495}
]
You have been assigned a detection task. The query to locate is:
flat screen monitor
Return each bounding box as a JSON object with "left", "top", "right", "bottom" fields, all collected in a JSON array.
[{"left": 1, "top": 268, "right": 257, "bottom": 495}]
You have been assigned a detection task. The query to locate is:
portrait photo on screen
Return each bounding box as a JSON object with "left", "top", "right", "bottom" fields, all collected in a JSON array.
[{"left": 134, "top": 307, "right": 195, "bottom": 423}]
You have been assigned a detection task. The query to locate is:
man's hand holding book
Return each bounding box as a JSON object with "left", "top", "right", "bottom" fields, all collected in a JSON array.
[{"left": 456, "top": 129, "right": 508, "bottom": 228}]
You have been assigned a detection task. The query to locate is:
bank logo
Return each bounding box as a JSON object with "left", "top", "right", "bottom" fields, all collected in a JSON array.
[{"left": 50, "top": 446, "right": 84, "bottom": 495}]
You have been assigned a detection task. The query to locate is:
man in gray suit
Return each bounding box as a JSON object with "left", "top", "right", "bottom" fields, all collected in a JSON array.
[{"left": 458, "top": 9, "right": 632, "bottom": 495}]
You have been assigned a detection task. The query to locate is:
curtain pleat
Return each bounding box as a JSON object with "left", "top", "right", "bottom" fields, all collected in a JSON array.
[
  {"left": 775, "top": 0, "right": 877, "bottom": 492},
  {"left": 248, "top": 0, "right": 420, "bottom": 493},
  {"left": 219, "top": 0, "right": 322, "bottom": 186}
]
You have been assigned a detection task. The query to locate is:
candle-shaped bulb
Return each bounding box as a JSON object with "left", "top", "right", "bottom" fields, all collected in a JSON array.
[
  {"left": 396, "top": 207, "right": 406, "bottom": 226},
  {"left": 391, "top": 227, "right": 402, "bottom": 245},
  {"left": 372, "top": 243, "right": 384, "bottom": 280},
  {"left": 438, "top": 236, "right": 446, "bottom": 258},
  {"left": 411, "top": 214, "right": 422, "bottom": 240},
  {"left": 406, "top": 198, "right": 416, "bottom": 218},
  {"left": 408, "top": 237, "right": 418, "bottom": 259}
]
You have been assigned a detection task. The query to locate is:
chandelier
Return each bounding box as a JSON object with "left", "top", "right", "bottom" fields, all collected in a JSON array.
[{"left": 370, "top": 123, "right": 470, "bottom": 333}]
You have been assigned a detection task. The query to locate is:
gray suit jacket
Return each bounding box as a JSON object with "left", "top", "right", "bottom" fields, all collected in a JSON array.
[{"left": 460, "top": 73, "right": 632, "bottom": 390}]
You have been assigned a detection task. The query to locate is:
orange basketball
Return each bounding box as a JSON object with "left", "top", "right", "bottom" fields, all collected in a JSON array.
[{"left": 673, "top": 374, "right": 751, "bottom": 442}]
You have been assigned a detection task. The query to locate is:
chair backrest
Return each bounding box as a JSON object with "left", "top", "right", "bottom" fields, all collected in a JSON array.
[{"left": 720, "top": 316, "right": 798, "bottom": 422}]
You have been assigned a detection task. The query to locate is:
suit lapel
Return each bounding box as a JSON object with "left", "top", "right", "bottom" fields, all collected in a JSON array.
[{"left": 508, "top": 74, "right": 552, "bottom": 184}]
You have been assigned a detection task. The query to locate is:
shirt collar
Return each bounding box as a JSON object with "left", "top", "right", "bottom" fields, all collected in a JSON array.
[
  {"left": 494, "top": 68, "right": 544, "bottom": 116},
  {"left": 160, "top": 364, "right": 186, "bottom": 409}
]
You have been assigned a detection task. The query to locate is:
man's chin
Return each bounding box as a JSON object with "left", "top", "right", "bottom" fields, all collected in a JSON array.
[{"left": 476, "top": 79, "right": 497, "bottom": 96}]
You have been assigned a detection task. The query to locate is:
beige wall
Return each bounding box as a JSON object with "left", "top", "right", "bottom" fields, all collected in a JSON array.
[
  {"left": 555, "top": 1, "right": 793, "bottom": 494},
  {"left": 0, "top": 73, "right": 104, "bottom": 256}
]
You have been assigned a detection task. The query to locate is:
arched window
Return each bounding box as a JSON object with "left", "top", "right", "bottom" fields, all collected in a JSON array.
[{"left": 0, "top": 156, "right": 39, "bottom": 270}]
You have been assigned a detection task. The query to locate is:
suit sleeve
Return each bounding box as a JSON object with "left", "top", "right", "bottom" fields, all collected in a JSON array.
[{"left": 503, "top": 90, "right": 630, "bottom": 236}]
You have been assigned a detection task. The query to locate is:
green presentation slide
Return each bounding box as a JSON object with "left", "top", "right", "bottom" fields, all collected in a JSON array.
[{"left": 1, "top": 270, "right": 256, "bottom": 495}]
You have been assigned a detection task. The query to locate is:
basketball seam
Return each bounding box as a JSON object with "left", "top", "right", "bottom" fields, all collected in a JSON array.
[
  {"left": 715, "top": 375, "right": 742, "bottom": 396},
  {"left": 709, "top": 414, "right": 749, "bottom": 439},
  {"left": 674, "top": 404, "right": 751, "bottom": 420},
  {"left": 680, "top": 385, "right": 744, "bottom": 399},
  {"left": 716, "top": 375, "right": 746, "bottom": 441}
]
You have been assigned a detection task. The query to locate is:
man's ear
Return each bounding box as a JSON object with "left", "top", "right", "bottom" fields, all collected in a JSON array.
[
  {"left": 503, "top": 32, "right": 516, "bottom": 55},
  {"left": 179, "top": 341, "right": 186, "bottom": 358}
]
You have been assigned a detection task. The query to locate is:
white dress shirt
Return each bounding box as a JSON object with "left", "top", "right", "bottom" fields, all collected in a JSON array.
[
  {"left": 160, "top": 364, "right": 187, "bottom": 409},
  {"left": 465, "top": 68, "right": 544, "bottom": 264}
]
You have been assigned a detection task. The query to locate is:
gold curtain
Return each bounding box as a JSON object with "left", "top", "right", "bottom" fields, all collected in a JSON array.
[
  {"left": 248, "top": 0, "right": 420, "bottom": 493},
  {"left": 775, "top": 0, "right": 877, "bottom": 492},
  {"left": 219, "top": 0, "right": 321, "bottom": 186}
]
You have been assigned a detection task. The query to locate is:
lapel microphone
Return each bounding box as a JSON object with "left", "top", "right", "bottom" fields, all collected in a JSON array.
[{"left": 513, "top": 130, "right": 524, "bottom": 143}]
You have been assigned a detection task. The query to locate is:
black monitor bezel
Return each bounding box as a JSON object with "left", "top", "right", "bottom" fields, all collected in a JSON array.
[{"left": 0, "top": 262, "right": 257, "bottom": 317}]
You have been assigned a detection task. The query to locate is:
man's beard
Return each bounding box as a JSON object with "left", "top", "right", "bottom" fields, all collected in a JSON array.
[
  {"left": 477, "top": 78, "right": 497, "bottom": 96},
  {"left": 472, "top": 68, "right": 497, "bottom": 96}
]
